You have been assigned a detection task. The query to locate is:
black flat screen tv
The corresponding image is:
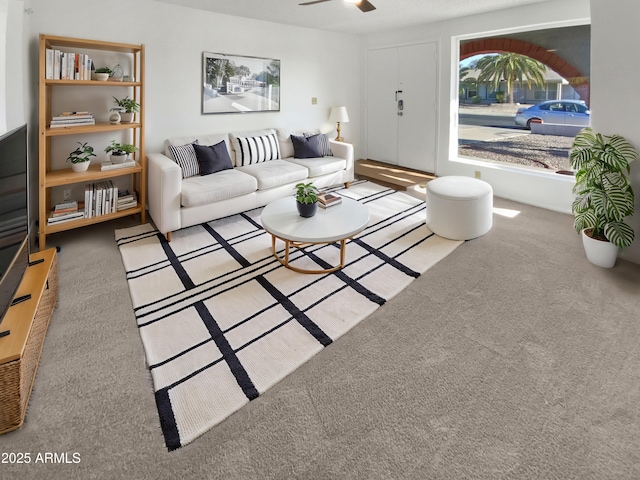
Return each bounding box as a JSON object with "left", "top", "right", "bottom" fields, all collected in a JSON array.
[{"left": 0, "top": 124, "right": 29, "bottom": 329}]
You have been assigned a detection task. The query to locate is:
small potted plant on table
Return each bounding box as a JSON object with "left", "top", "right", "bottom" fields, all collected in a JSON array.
[
  {"left": 67, "top": 142, "right": 96, "bottom": 172},
  {"left": 295, "top": 182, "right": 319, "bottom": 217},
  {"left": 105, "top": 140, "right": 138, "bottom": 164},
  {"left": 112, "top": 96, "right": 140, "bottom": 123},
  {"left": 570, "top": 127, "right": 638, "bottom": 268}
]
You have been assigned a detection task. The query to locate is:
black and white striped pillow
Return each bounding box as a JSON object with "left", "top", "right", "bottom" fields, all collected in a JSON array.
[
  {"left": 168, "top": 143, "right": 199, "bottom": 178},
  {"left": 304, "top": 132, "right": 333, "bottom": 157},
  {"left": 236, "top": 132, "right": 281, "bottom": 166}
]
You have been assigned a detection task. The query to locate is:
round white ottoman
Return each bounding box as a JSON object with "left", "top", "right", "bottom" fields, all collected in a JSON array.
[{"left": 426, "top": 176, "right": 493, "bottom": 240}]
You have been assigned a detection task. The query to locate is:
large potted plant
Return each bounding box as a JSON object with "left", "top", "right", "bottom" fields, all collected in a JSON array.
[
  {"left": 112, "top": 96, "right": 140, "bottom": 123},
  {"left": 570, "top": 127, "right": 638, "bottom": 268},
  {"left": 66, "top": 142, "right": 96, "bottom": 172},
  {"left": 295, "top": 182, "right": 319, "bottom": 217}
]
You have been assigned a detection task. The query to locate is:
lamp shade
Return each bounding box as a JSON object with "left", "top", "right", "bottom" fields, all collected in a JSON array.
[{"left": 329, "top": 106, "right": 349, "bottom": 123}]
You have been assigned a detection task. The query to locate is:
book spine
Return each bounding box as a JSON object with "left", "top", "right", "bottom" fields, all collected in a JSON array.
[{"left": 45, "top": 49, "right": 54, "bottom": 79}]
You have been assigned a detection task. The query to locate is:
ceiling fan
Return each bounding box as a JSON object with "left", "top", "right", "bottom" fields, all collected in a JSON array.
[{"left": 299, "top": 0, "right": 376, "bottom": 13}]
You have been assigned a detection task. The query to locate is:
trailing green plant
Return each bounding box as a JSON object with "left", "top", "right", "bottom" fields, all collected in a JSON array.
[
  {"left": 112, "top": 96, "right": 140, "bottom": 113},
  {"left": 66, "top": 142, "right": 96, "bottom": 164},
  {"left": 104, "top": 140, "right": 138, "bottom": 156},
  {"left": 570, "top": 127, "right": 638, "bottom": 248},
  {"left": 95, "top": 67, "right": 112, "bottom": 74},
  {"left": 295, "top": 182, "right": 318, "bottom": 204}
]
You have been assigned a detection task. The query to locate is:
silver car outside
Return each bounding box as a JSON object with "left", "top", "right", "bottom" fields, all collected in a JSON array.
[{"left": 515, "top": 100, "right": 590, "bottom": 129}]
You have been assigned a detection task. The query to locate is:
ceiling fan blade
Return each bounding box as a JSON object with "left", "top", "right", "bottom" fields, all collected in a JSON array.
[
  {"left": 356, "top": 0, "right": 376, "bottom": 12},
  {"left": 299, "top": 0, "right": 332, "bottom": 5}
]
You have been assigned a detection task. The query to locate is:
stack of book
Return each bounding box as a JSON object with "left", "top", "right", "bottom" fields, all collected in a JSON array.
[
  {"left": 47, "top": 201, "right": 84, "bottom": 225},
  {"left": 100, "top": 160, "right": 136, "bottom": 171},
  {"left": 117, "top": 191, "right": 138, "bottom": 211},
  {"left": 317, "top": 192, "right": 342, "bottom": 209},
  {"left": 50, "top": 112, "right": 95, "bottom": 128}
]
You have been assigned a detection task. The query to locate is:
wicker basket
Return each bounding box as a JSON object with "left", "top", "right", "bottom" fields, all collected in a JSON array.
[{"left": 0, "top": 254, "right": 58, "bottom": 434}]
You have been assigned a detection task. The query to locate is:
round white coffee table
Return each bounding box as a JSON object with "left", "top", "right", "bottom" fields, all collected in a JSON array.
[{"left": 261, "top": 196, "right": 369, "bottom": 274}]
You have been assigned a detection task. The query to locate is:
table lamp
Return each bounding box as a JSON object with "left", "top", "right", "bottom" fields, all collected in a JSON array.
[{"left": 329, "top": 106, "right": 349, "bottom": 142}]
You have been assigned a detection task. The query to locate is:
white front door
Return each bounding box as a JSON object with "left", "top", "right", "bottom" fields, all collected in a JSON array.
[{"left": 366, "top": 42, "right": 438, "bottom": 173}]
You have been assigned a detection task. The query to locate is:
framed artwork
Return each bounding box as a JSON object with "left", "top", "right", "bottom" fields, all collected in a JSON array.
[{"left": 202, "top": 52, "right": 281, "bottom": 114}]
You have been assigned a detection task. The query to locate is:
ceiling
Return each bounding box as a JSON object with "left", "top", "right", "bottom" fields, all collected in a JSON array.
[{"left": 154, "top": 0, "right": 552, "bottom": 36}]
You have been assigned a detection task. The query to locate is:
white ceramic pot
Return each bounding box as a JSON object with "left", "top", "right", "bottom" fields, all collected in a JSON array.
[
  {"left": 110, "top": 152, "right": 128, "bottom": 164},
  {"left": 581, "top": 228, "right": 619, "bottom": 268},
  {"left": 71, "top": 161, "right": 90, "bottom": 172},
  {"left": 120, "top": 112, "right": 135, "bottom": 123},
  {"left": 91, "top": 72, "right": 109, "bottom": 81},
  {"left": 109, "top": 111, "right": 121, "bottom": 124}
]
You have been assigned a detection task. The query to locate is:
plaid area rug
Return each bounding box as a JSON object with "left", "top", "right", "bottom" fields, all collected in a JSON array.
[{"left": 115, "top": 181, "right": 462, "bottom": 450}]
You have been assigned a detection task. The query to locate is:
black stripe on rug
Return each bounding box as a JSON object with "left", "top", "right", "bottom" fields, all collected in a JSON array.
[
  {"left": 158, "top": 233, "right": 196, "bottom": 290},
  {"left": 299, "top": 248, "right": 387, "bottom": 305},
  {"left": 203, "top": 223, "right": 251, "bottom": 268},
  {"left": 195, "top": 301, "right": 260, "bottom": 400},
  {"left": 256, "top": 275, "right": 333, "bottom": 347},
  {"left": 155, "top": 388, "right": 181, "bottom": 451}
]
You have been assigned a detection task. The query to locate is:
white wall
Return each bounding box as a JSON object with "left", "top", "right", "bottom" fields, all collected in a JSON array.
[
  {"left": 590, "top": 0, "right": 640, "bottom": 263},
  {"left": 0, "top": 0, "right": 27, "bottom": 135},
  {"left": 361, "top": 0, "right": 590, "bottom": 211},
  {"left": 26, "top": 0, "right": 361, "bottom": 155}
]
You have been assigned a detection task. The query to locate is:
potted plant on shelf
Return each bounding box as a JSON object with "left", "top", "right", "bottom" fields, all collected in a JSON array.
[
  {"left": 92, "top": 67, "right": 112, "bottom": 81},
  {"left": 67, "top": 142, "right": 96, "bottom": 172},
  {"left": 104, "top": 140, "right": 138, "bottom": 164},
  {"left": 295, "top": 182, "right": 319, "bottom": 217},
  {"left": 112, "top": 96, "right": 140, "bottom": 123},
  {"left": 570, "top": 127, "right": 638, "bottom": 268}
]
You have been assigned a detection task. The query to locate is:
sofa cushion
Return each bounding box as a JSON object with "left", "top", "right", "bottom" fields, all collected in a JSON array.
[
  {"left": 229, "top": 129, "right": 280, "bottom": 166},
  {"left": 284, "top": 156, "right": 347, "bottom": 178},
  {"left": 165, "top": 133, "right": 229, "bottom": 156},
  {"left": 291, "top": 133, "right": 323, "bottom": 158},
  {"left": 193, "top": 141, "right": 233, "bottom": 176},
  {"left": 305, "top": 132, "right": 333, "bottom": 157},
  {"left": 181, "top": 169, "right": 258, "bottom": 208},
  {"left": 236, "top": 159, "right": 308, "bottom": 190},
  {"left": 168, "top": 143, "right": 199, "bottom": 179}
]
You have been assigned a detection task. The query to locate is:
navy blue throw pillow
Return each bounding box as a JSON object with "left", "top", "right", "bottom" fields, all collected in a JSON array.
[
  {"left": 291, "top": 134, "right": 323, "bottom": 159},
  {"left": 193, "top": 141, "right": 233, "bottom": 176}
]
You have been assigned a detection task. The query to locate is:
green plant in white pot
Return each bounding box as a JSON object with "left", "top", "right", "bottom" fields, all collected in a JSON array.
[
  {"left": 67, "top": 142, "right": 96, "bottom": 172},
  {"left": 112, "top": 96, "right": 140, "bottom": 123},
  {"left": 570, "top": 127, "right": 638, "bottom": 267},
  {"left": 105, "top": 140, "right": 138, "bottom": 164}
]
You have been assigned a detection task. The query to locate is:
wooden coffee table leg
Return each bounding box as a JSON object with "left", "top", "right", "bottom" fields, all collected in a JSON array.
[{"left": 339, "top": 239, "right": 347, "bottom": 268}]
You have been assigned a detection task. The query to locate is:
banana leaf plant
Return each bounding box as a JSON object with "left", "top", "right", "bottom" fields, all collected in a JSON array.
[{"left": 570, "top": 127, "right": 637, "bottom": 248}]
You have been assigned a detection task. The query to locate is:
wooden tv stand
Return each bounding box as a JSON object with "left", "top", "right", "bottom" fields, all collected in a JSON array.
[{"left": 0, "top": 248, "right": 58, "bottom": 434}]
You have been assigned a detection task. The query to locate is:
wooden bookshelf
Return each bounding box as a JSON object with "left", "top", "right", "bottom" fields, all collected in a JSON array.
[{"left": 38, "top": 34, "right": 146, "bottom": 249}]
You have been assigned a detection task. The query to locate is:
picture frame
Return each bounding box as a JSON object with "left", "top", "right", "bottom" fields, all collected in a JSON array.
[{"left": 202, "top": 52, "right": 281, "bottom": 114}]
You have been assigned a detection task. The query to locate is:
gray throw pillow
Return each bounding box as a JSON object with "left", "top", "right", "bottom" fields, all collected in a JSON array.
[
  {"left": 291, "top": 134, "right": 323, "bottom": 159},
  {"left": 193, "top": 141, "right": 233, "bottom": 176}
]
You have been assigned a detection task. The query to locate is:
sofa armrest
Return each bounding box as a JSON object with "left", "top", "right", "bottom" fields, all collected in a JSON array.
[
  {"left": 147, "top": 153, "right": 182, "bottom": 236},
  {"left": 329, "top": 140, "right": 355, "bottom": 182}
]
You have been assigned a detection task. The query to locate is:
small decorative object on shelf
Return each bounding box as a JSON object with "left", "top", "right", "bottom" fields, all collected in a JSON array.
[
  {"left": 295, "top": 182, "right": 319, "bottom": 218},
  {"left": 110, "top": 63, "right": 124, "bottom": 81},
  {"left": 109, "top": 111, "right": 121, "bottom": 124},
  {"left": 104, "top": 140, "right": 138, "bottom": 164},
  {"left": 92, "top": 66, "right": 111, "bottom": 81},
  {"left": 66, "top": 141, "right": 96, "bottom": 172},
  {"left": 112, "top": 96, "right": 140, "bottom": 123}
]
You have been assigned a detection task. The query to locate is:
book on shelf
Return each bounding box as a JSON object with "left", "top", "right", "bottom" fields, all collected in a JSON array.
[
  {"left": 50, "top": 120, "right": 95, "bottom": 128},
  {"left": 46, "top": 50, "right": 93, "bottom": 81},
  {"left": 51, "top": 114, "right": 94, "bottom": 121},
  {"left": 53, "top": 200, "right": 78, "bottom": 212},
  {"left": 100, "top": 160, "right": 136, "bottom": 171},
  {"left": 47, "top": 210, "right": 84, "bottom": 224},
  {"left": 317, "top": 192, "right": 342, "bottom": 208}
]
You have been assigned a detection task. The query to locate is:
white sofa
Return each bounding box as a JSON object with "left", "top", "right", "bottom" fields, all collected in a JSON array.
[{"left": 147, "top": 128, "right": 354, "bottom": 240}]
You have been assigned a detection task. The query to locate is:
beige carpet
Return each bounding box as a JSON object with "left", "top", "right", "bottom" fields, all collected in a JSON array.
[{"left": 1, "top": 190, "right": 639, "bottom": 479}]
